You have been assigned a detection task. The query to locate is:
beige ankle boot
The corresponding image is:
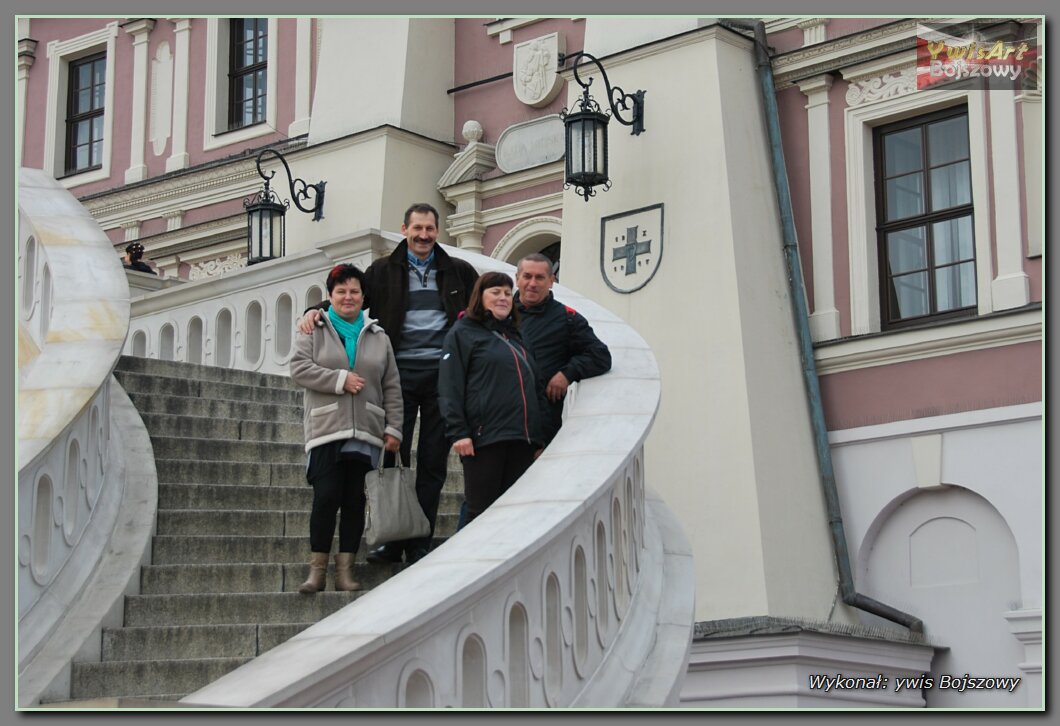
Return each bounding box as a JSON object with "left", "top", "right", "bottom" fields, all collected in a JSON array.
[
  {"left": 333, "top": 552, "right": 359, "bottom": 591},
  {"left": 298, "top": 552, "right": 329, "bottom": 594}
]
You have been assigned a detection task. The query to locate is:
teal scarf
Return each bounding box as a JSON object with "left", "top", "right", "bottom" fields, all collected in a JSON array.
[{"left": 327, "top": 308, "right": 365, "bottom": 369}]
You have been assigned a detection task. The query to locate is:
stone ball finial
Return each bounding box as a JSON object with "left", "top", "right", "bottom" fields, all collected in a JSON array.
[{"left": 462, "top": 120, "right": 484, "bottom": 144}]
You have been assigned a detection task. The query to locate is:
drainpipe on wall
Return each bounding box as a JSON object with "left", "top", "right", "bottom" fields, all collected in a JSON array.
[{"left": 719, "top": 18, "right": 924, "bottom": 635}]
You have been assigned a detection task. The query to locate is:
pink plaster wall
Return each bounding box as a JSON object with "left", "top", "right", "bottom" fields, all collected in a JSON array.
[
  {"left": 481, "top": 180, "right": 563, "bottom": 212},
  {"left": 829, "top": 79, "right": 852, "bottom": 338},
  {"left": 777, "top": 85, "right": 813, "bottom": 307},
  {"left": 453, "top": 18, "right": 584, "bottom": 155},
  {"left": 820, "top": 341, "right": 1042, "bottom": 431},
  {"left": 767, "top": 26, "right": 805, "bottom": 54},
  {"left": 21, "top": 18, "right": 302, "bottom": 197}
]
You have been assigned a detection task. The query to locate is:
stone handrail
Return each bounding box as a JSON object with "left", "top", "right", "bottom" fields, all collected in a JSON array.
[
  {"left": 123, "top": 232, "right": 396, "bottom": 374},
  {"left": 17, "top": 168, "right": 154, "bottom": 704},
  {"left": 172, "top": 247, "right": 694, "bottom": 707}
]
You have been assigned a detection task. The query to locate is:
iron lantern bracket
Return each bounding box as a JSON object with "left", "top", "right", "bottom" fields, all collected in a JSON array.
[
  {"left": 252, "top": 148, "right": 326, "bottom": 221},
  {"left": 559, "top": 51, "right": 646, "bottom": 136}
]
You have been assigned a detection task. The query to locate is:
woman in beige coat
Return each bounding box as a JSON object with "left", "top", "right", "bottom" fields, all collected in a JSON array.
[{"left": 289, "top": 264, "right": 403, "bottom": 593}]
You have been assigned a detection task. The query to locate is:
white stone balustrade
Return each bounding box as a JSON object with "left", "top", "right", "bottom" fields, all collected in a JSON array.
[
  {"left": 17, "top": 169, "right": 149, "bottom": 700},
  {"left": 124, "top": 234, "right": 394, "bottom": 373}
]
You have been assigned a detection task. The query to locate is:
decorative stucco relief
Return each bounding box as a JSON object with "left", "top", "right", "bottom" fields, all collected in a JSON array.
[
  {"left": 189, "top": 255, "right": 246, "bottom": 281},
  {"left": 514, "top": 33, "right": 565, "bottom": 108},
  {"left": 845, "top": 67, "right": 917, "bottom": 107},
  {"left": 150, "top": 41, "right": 174, "bottom": 157}
]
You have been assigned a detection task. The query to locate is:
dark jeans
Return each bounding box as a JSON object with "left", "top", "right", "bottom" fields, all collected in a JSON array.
[
  {"left": 384, "top": 364, "right": 448, "bottom": 554},
  {"left": 306, "top": 441, "right": 371, "bottom": 553},
  {"left": 462, "top": 440, "right": 535, "bottom": 525}
]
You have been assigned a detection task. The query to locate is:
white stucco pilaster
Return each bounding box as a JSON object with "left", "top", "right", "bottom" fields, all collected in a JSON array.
[
  {"left": 288, "top": 18, "right": 313, "bottom": 138},
  {"left": 165, "top": 19, "right": 192, "bottom": 173},
  {"left": 988, "top": 89, "right": 1031, "bottom": 310},
  {"left": 17, "top": 37, "right": 37, "bottom": 166},
  {"left": 122, "top": 19, "right": 156, "bottom": 184},
  {"left": 798, "top": 74, "right": 840, "bottom": 342}
]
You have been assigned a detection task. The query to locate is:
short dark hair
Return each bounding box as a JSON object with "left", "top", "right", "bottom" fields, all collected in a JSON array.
[
  {"left": 126, "top": 242, "right": 145, "bottom": 258},
  {"left": 403, "top": 202, "right": 440, "bottom": 227},
  {"left": 516, "top": 253, "right": 554, "bottom": 275},
  {"left": 326, "top": 263, "right": 367, "bottom": 294},
  {"left": 466, "top": 271, "right": 518, "bottom": 325}
]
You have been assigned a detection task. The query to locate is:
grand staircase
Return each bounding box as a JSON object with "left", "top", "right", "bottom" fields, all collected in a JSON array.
[{"left": 54, "top": 356, "right": 460, "bottom": 704}]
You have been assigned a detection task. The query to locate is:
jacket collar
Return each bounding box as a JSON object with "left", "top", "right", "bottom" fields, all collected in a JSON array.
[
  {"left": 514, "top": 290, "right": 554, "bottom": 314},
  {"left": 390, "top": 240, "right": 452, "bottom": 269}
]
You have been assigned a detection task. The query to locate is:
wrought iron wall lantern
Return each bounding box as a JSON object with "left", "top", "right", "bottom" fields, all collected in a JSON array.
[
  {"left": 558, "top": 51, "right": 647, "bottom": 202},
  {"left": 243, "top": 148, "right": 327, "bottom": 265}
]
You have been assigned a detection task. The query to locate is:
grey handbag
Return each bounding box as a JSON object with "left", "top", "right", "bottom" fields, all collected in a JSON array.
[{"left": 363, "top": 452, "right": 430, "bottom": 547}]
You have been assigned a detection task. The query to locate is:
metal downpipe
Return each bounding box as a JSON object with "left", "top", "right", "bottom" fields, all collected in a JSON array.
[{"left": 722, "top": 19, "right": 924, "bottom": 634}]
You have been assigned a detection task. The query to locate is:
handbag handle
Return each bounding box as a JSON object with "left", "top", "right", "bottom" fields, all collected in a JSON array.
[{"left": 377, "top": 451, "right": 405, "bottom": 473}]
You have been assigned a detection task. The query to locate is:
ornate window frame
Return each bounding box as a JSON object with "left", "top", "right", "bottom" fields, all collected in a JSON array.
[
  {"left": 844, "top": 67, "right": 992, "bottom": 337},
  {"left": 203, "top": 18, "right": 279, "bottom": 152},
  {"left": 43, "top": 22, "right": 119, "bottom": 188}
]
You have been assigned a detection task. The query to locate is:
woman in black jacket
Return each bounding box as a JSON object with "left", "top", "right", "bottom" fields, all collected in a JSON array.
[{"left": 438, "top": 271, "right": 547, "bottom": 525}]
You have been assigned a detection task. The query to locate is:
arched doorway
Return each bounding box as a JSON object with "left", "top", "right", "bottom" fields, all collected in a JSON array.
[{"left": 491, "top": 216, "right": 562, "bottom": 277}]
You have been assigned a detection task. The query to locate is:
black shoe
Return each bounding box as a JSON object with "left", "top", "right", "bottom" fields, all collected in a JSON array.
[
  {"left": 405, "top": 546, "right": 430, "bottom": 564},
  {"left": 366, "top": 544, "right": 403, "bottom": 564}
]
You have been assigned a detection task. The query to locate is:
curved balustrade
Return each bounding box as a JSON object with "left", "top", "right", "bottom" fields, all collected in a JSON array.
[
  {"left": 17, "top": 169, "right": 148, "bottom": 702},
  {"left": 124, "top": 234, "right": 392, "bottom": 375},
  {"left": 179, "top": 248, "right": 694, "bottom": 708}
]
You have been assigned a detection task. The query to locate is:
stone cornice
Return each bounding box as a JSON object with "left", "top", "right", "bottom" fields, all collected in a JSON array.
[
  {"left": 120, "top": 18, "right": 156, "bottom": 37},
  {"left": 814, "top": 308, "right": 1041, "bottom": 375},
  {"left": 771, "top": 19, "right": 922, "bottom": 89},
  {"left": 80, "top": 125, "right": 455, "bottom": 230},
  {"left": 124, "top": 214, "right": 246, "bottom": 259},
  {"left": 437, "top": 141, "right": 498, "bottom": 189},
  {"left": 441, "top": 161, "right": 564, "bottom": 206}
]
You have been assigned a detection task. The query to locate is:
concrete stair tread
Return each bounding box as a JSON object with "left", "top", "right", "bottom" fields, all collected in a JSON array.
[
  {"left": 141, "top": 561, "right": 403, "bottom": 594},
  {"left": 114, "top": 369, "right": 303, "bottom": 405},
  {"left": 123, "top": 591, "right": 364, "bottom": 626},
  {"left": 71, "top": 656, "right": 253, "bottom": 700},
  {"left": 100, "top": 622, "right": 325, "bottom": 660},
  {"left": 117, "top": 354, "right": 299, "bottom": 389}
]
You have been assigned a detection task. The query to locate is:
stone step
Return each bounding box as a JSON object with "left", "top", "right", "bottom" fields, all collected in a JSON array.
[
  {"left": 140, "top": 561, "right": 403, "bottom": 595},
  {"left": 154, "top": 459, "right": 305, "bottom": 487},
  {"left": 71, "top": 656, "right": 253, "bottom": 701},
  {"left": 150, "top": 436, "right": 306, "bottom": 465},
  {"left": 151, "top": 527, "right": 456, "bottom": 565},
  {"left": 127, "top": 391, "right": 302, "bottom": 424},
  {"left": 155, "top": 458, "right": 465, "bottom": 489},
  {"left": 138, "top": 413, "right": 304, "bottom": 444},
  {"left": 123, "top": 591, "right": 361, "bottom": 627},
  {"left": 115, "top": 370, "right": 303, "bottom": 407},
  {"left": 157, "top": 482, "right": 465, "bottom": 512},
  {"left": 155, "top": 509, "right": 289, "bottom": 536},
  {"left": 158, "top": 483, "right": 312, "bottom": 511},
  {"left": 156, "top": 508, "right": 459, "bottom": 538},
  {"left": 117, "top": 354, "right": 299, "bottom": 390},
  {"left": 100, "top": 622, "right": 319, "bottom": 661}
]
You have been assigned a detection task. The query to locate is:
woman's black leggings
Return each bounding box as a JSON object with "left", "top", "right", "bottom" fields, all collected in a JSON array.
[
  {"left": 462, "top": 440, "right": 535, "bottom": 525},
  {"left": 306, "top": 441, "right": 371, "bottom": 553}
]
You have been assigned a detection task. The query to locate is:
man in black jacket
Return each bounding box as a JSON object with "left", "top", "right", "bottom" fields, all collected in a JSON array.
[
  {"left": 514, "top": 253, "right": 611, "bottom": 445},
  {"left": 299, "top": 203, "right": 478, "bottom": 563}
]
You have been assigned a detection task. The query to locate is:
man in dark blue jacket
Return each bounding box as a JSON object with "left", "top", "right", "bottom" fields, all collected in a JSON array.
[{"left": 514, "top": 253, "right": 612, "bottom": 445}]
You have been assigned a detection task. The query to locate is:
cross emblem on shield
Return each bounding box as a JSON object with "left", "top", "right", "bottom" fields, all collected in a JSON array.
[{"left": 600, "top": 204, "right": 664, "bottom": 293}]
